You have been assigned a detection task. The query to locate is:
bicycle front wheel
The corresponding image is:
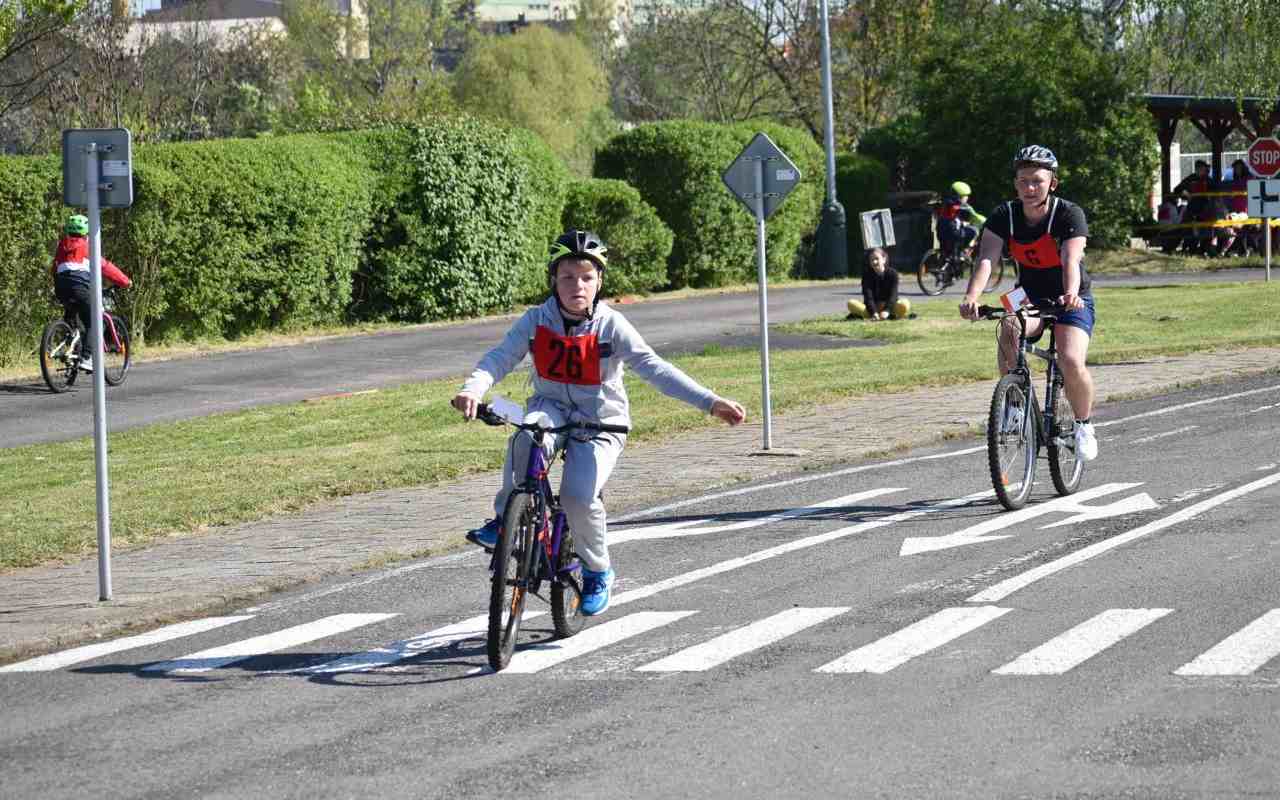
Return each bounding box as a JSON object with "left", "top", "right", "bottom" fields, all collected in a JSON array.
[
  {"left": 487, "top": 492, "right": 537, "bottom": 671},
  {"left": 987, "top": 374, "right": 1037, "bottom": 510},
  {"left": 1048, "top": 389, "right": 1085, "bottom": 495},
  {"left": 40, "top": 320, "right": 78, "bottom": 393},
  {"left": 102, "top": 315, "right": 131, "bottom": 386},
  {"left": 917, "top": 250, "right": 950, "bottom": 296},
  {"left": 550, "top": 522, "right": 586, "bottom": 639}
]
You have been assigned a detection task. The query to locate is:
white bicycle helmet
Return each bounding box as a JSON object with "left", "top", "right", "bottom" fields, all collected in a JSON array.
[{"left": 1013, "top": 145, "right": 1058, "bottom": 172}]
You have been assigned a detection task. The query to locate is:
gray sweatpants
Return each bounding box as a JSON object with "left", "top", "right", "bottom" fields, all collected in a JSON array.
[{"left": 492, "top": 405, "right": 625, "bottom": 573}]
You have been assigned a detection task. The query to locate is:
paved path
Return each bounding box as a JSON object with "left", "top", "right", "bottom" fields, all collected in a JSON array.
[{"left": 3, "top": 344, "right": 1278, "bottom": 664}]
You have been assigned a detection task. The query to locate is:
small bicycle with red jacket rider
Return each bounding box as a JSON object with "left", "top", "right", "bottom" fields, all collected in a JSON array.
[
  {"left": 41, "top": 214, "right": 133, "bottom": 392},
  {"left": 917, "top": 181, "right": 1013, "bottom": 296}
]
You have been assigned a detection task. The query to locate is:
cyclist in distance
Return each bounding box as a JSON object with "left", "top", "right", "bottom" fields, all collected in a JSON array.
[
  {"left": 51, "top": 214, "right": 132, "bottom": 372},
  {"left": 936, "top": 180, "right": 985, "bottom": 257},
  {"left": 958, "top": 145, "right": 1098, "bottom": 462},
  {"left": 451, "top": 230, "right": 747, "bottom": 616}
]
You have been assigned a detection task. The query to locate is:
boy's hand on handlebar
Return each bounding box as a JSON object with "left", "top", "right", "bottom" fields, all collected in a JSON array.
[
  {"left": 958, "top": 296, "right": 980, "bottom": 321},
  {"left": 451, "top": 392, "right": 480, "bottom": 420},
  {"left": 1059, "top": 292, "right": 1084, "bottom": 311},
  {"left": 711, "top": 398, "right": 746, "bottom": 426}
]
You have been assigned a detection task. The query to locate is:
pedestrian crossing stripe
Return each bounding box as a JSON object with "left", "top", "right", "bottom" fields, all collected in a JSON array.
[{"left": 6, "top": 607, "right": 1280, "bottom": 678}]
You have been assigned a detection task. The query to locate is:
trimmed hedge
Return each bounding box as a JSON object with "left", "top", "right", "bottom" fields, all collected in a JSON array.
[
  {"left": 345, "top": 120, "right": 533, "bottom": 321},
  {"left": 0, "top": 155, "right": 63, "bottom": 368},
  {"left": 594, "top": 120, "right": 824, "bottom": 289},
  {"left": 561, "top": 178, "right": 672, "bottom": 297},
  {"left": 835, "top": 153, "right": 892, "bottom": 274},
  {"left": 119, "top": 133, "right": 379, "bottom": 341}
]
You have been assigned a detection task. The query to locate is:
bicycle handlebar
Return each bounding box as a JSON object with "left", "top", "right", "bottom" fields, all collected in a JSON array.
[
  {"left": 976, "top": 300, "right": 1066, "bottom": 321},
  {"left": 475, "top": 403, "right": 630, "bottom": 435}
]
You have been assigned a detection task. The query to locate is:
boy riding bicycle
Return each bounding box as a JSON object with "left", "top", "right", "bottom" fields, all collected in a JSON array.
[
  {"left": 452, "top": 230, "right": 746, "bottom": 616},
  {"left": 51, "top": 214, "right": 132, "bottom": 372},
  {"left": 936, "top": 180, "right": 986, "bottom": 258}
]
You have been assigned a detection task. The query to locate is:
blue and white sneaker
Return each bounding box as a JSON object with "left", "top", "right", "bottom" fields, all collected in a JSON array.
[
  {"left": 465, "top": 518, "right": 500, "bottom": 550},
  {"left": 581, "top": 568, "right": 615, "bottom": 616}
]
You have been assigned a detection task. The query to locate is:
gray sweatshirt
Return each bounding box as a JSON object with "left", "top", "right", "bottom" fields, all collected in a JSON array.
[{"left": 461, "top": 297, "right": 718, "bottom": 428}]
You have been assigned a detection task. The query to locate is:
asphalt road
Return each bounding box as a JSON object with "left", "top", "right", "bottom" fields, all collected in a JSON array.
[
  {"left": 3, "top": 373, "right": 1278, "bottom": 798},
  {"left": 0, "top": 268, "right": 1264, "bottom": 449}
]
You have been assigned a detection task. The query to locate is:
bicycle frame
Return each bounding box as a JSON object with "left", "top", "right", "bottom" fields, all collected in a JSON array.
[
  {"left": 492, "top": 427, "right": 580, "bottom": 592},
  {"left": 1008, "top": 311, "right": 1070, "bottom": 451}
]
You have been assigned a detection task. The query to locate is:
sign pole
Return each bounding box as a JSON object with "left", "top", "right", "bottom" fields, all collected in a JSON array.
[
  {"left": 754, "top": 156, "right": 773, "bottom": 451},
  {"left": 1266, "top": 218, "right": 1272, "bottom": 282},
  {"left": 86, "top": 143, "right": 113, "bottom": 602}
]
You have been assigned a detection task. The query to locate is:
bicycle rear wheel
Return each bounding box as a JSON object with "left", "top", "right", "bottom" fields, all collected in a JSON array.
[
  {"left": 916, "top": 250, "right": 950, "bottom": 296},
  {"left": 102, "top": 315, "right": 131, "bottom": 386},
  {"left": 39, "top": 320, "right": 79, "bottom": 393},
  {"left": 987, "top": 374, "right": 1037, "bottom": 510},
  {"left": 1048, "top": 389, "right": 1085, "bottom": 495},
  {"left": 550, "top": 522, "right": 586, "bottom": 639},
  {"left": 488, "top": 492, "right": 537, "bottom": 671}
]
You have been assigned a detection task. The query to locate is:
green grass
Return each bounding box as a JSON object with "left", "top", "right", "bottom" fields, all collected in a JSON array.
[{"left": 1, "top": 281, "right": 1277, "bottom": 570}]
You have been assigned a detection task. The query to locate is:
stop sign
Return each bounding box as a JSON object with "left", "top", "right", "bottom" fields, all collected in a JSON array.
[{"left": 1246, "top": 137, "right": 1280, "bottom": 178}]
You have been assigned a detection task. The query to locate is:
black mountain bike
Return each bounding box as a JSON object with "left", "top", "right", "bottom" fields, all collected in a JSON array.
[
  {"left": 917, "top": 243, "right": 1014, "bottom": 296},
  {"left": 40, "top": 289, "right": 131, "bottom": 393},
  {"left": 475, "top": 403, "right": 629, "bottom": 671},
  {"left": 978, "top": 302, "right": 1084, "bottom": 510}
]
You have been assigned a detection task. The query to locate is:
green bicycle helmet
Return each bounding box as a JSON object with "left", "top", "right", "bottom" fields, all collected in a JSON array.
[
  {"left": 66, "top": 214, "right": 89, "bottom": 236},
  {"left": 950, "top": 181, "right": 972, "bottom": 197}
]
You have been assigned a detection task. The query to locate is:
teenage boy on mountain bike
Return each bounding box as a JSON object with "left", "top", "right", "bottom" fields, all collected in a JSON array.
[
  {"left": 51, "top": 214, "right": 132, "bottom": 372},
  {"left": 451, "top": 230, "right": 747, "bottom": 616},
  {"left": 958, "top": 145, "right": 1098, "bottom": 462}
]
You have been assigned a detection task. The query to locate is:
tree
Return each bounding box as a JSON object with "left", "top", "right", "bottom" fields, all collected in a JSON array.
[
  {"left": 1, "top": 0, "right": 83, "bottom": 116},
  {"left": 277, "top": 0, "right": 461, "bottom": 128},
  {"left": 909, "top": 8, "right": 1157, "bottom": 245},
  {"left": 451, "top": 25, "right": 610, "bottom": 173}
]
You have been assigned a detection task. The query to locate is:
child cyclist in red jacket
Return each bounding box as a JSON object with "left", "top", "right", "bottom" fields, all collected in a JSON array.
[{"left": 51, "top": 214, "right": 132, "bottom": 372}]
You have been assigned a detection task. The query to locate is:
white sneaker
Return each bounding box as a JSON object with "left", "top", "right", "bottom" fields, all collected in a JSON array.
[
  {"left": 78, "top": 357, "right": 94, "bottom": 373},
  {"left": 1074, "top": 421, "right": 1098, "bottom": 462}
]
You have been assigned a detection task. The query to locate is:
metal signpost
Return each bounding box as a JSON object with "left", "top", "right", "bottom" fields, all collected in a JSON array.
[
  {"left": 62, "top": 128, "right": 134, "bottom": 601},
  {"left": 722, "top": 133, "right": 802, "bottom": 450},
  {"left": 1246, "top": 178, "right": 1278, "bottom": 282}
]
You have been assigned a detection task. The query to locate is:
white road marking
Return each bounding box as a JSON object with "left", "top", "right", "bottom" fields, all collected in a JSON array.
[
  {"left": 1130, "top": 425, "right": 1198, "bottom": 444},
  {"left": 1175, "top": 610, "right": 1280, "bottom": 676},
  {"left": 611, "top": 489, "right": 902, "bottom": 544},
  {"left": 815, "top": 606, "right": 1011, "bottom": 674},
  {"left": 992, "top": 609, "right": 1172, "bottom": 675},
  {"left": 236, "top": 383, "right": 1280, "bottom": 614},
  {"left": 0, "top": 616, "right": 255, "bottom": 673},
  {"left": 635, "top": 607, "right": 849, "bottom": 672},
  {"left": 1094, "top": 383, "right": 1280, "bottom": 429},
  {"left": 967, "top": 471, "right": 1280, "bottom": 603},
  {"left": 900, "top": 483, "right": 1157, "bottom": 555},
  {"left": 500, "top": 611, "right": 697, "bottom": 674},
  {"left": 612, "top": 448, "right": 986, "bottom": 522},
  {"left": 612, "top": 491, "right": 992, "bottom": 608},
  {"left": 142, "top": 613, "right": 398, "bottom": 673},
  {"left": 289, "top": 610, "right": 545, "bottom": 674}
]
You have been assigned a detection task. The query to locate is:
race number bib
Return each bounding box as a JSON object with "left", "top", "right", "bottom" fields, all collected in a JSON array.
[{"left": 531, "top": 326, "right": 603, "bottom": 386}]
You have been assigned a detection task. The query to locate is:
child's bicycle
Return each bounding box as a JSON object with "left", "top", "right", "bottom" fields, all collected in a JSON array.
[
  {"left": 474, "top": 401, "right": 630, "bottom": 671},
  {"left": 977, "top": 301, "right": 1084, "bottom": 510},
  {"left": 917, "top": 241, "right": 1014, "bottom": 296},
  {"left": 39, "top": 289, "right": 131, "bottom": 393}
]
